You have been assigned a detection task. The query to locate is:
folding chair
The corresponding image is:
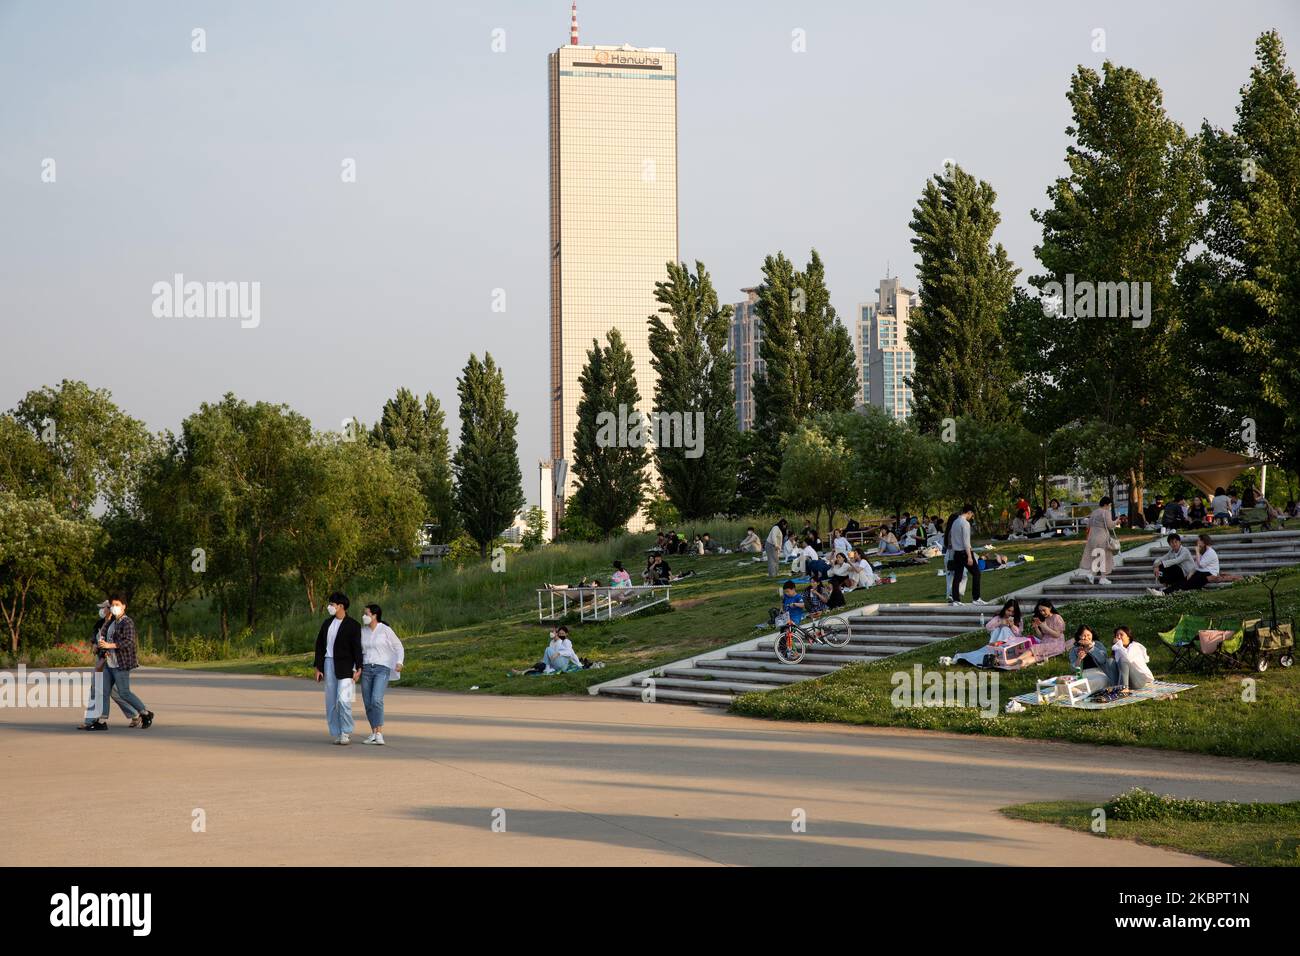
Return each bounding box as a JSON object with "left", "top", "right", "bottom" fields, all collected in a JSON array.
[{"left": 1157, "top": 614, "right": 1210, "bottom": 673}]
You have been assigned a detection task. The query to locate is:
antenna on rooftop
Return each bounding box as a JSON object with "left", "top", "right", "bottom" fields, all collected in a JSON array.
[{"left": 570, "top": 1, "right": 579, "bottom": 45}]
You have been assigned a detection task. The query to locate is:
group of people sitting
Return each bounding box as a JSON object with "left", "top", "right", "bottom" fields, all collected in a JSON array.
[
  {"left": 1003, "top": 498, "right": 1073, "bottom": 539},
  {"left": 954, "top": 598, "right": 1157, "bottom": 694},
  {"left": 651, "top": 530, "right": 728, "bottom": 556},
  {"left": 1145, "top": 487, "right": 1294, "bottom": 531}
]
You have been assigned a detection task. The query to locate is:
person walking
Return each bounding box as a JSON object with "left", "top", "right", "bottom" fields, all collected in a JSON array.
[
  {"left": 359, "top": 604, "right": 404, "bottom": 746},
  {"left": 79, "top": 594, "right": 155, "bottom": 731},
  {"left": 947, "top": 504, "right": 984, "bottom": 605},
  {"left": 80, "top": 599, "right": 141, "bottom": 729},
  {"left": 313, "top": 591, "right": 363, "bottom": 745},
  {"left": 1078, "top": 495, "right": 1117, "bottom": 585},
  {"left": 765, "top": 518, "right": 788, "bottom": 577}
]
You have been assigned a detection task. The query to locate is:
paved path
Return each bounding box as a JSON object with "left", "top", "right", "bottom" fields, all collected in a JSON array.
[{"left": 4, "top": 669, "right": 1297, "bottom": 866}]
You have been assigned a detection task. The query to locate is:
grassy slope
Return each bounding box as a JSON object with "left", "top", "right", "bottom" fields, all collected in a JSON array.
[
  {"left": 733, "top": 567, "right": 1300, "bottom": 763},
  {"left": 1000, "top": 801, "right": 1300, "bottom": 866},
  {"left": 171, "top": 532, "right": 1090, "bottom": 696}
]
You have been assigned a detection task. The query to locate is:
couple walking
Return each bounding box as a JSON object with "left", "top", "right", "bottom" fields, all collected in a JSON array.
[
  {"left": 313, "top": 591, "right": 404, "bottom": 745},
  {"left": 79, "top": 593, "right": 156, "bottom": 732}
]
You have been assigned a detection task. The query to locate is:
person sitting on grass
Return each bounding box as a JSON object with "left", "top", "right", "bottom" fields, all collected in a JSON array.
[
  {"left": 739, "top": 527, "right": 762, "bottom": 553},
  {"left": 1027, "top": 599, "right": 1064, "bottom": 645},
  {"left": 1148, "top": 532, "right": 1200, "bottom": 595},
  {"left": 828, "top": 551, "right": 854, "bottom": 588},
  {"left": 849, "top": 549, "right": 877, "bottom": 589},
  {"left": 1107, "top": 625, "right": 1153, "bottom": 692},
  {"left": 1188, "top": 495, "right": 1209, "bottom": 528},
  {"left": 805, "top": 580, "right": 831, "bottom": 616},
  {"left": 1026, "top": 507, "right": 1050, "bottom": 537},
  {"left": 987, "top": 599, "right": 1025, "bottom": 644},
  {"left": 1068, "top": 623, "right": 1109, "bottom": 672},
  {"left": 1161, "top": 496, "right": 1188, "bottom": 530},
  {"left": 877, "top": 525, "right": 904, "bottom": 556},
  {"left": 700, "top": 533, "right": 718, "bottom": 553},
  {"left": 831, "top": 528, "right": 851, "bottom": 556},
  {"left": 610, "top": 561, "right": 632, "bottom": 587},
  {"left": 781, "top": 580, "right": 806, "bottom": 625},
  {"left": 509, "top": 626, "right": 584, "bottom": 676}
]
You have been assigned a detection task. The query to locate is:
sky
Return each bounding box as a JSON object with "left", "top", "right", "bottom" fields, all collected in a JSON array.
[{"left": 2, "top": 1, "right": 1296, "bottom": 504}]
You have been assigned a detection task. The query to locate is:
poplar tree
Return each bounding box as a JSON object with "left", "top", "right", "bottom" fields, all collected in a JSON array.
[
  {"left": 371, "top": 388, "right": 458, "bottom": 541},
  {"left": 647, "top": 260, "right": 739, "bottom": 520},
  {"left": 452, "top": 354, "right": 525, "bottom": 557},
  {"left": 571, "top": 329, "right": 648, "bottom": 535}
]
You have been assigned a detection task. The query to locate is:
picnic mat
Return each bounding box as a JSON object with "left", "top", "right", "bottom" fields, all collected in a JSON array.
[{"left": 1012, "top": 680, "right": 1196, "bottom": 710}]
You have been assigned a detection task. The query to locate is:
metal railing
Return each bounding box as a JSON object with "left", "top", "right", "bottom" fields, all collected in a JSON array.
[{"left": 536, "top": 584, "right": 672, "bottom": 622}]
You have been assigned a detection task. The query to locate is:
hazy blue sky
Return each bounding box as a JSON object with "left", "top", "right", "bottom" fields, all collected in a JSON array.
[{"left": 3, "top": 1, "right": 1295, "bottom": 503}]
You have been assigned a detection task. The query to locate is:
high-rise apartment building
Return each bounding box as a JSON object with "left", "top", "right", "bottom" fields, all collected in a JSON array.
[
  {"left": 728, "top": 288, "right": 763, "bottom": 431},
  {"left": 547, "top": 8, "right": 677, "bottom": 522},
  {"left": 855, "top": 276, "right": 917, "bottom": 420}
]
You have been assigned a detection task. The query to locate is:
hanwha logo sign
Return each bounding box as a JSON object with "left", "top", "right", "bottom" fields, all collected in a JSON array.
[{"left": 594, "top": 51, "right": 610, "bottom": 64}]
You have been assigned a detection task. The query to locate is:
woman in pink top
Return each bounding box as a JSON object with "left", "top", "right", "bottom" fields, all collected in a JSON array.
[
  {"left": 1027, "top": 599, "right": 1064, "bottom": 646},
  {"left": 986, "top": 598, "right": 1024, "bottom": 643}
]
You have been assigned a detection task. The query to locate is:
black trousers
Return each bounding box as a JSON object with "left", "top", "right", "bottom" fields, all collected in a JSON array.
[
  {"left": 1159, "top": 565, "right": 1207, "bottom": 592},
  {"left": 949, "top": 556, "right": 981, "bottom": 602}
]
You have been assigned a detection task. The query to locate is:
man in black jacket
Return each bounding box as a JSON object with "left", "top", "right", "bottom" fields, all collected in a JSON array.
[{"left": 313, "top": 591, "right": 363, "bottom": 745}]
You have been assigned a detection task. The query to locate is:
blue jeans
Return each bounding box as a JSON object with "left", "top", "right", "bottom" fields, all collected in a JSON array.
[
  {"left": 1106, "top": 646, "right": 1151, "bottom": 691},
  {"left": 85, "top": 666, "right": 139, "bottom": 722},
  {"left": 324, "top": 666, "right": 355, "bottom": 738},
  {"left": 360, "top": 664, "right": 390, "bottom": 729},
  {"left": 91, "top": 667, "right": 147, "bottom": 722}
]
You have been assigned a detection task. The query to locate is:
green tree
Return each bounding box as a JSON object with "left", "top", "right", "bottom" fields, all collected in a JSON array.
[
  {"left": 0, "top": 492, "right": 99, "bottom": 654},
  {"left": 750, "top": 250, "right": 858, "bottom": 496},
  {"left": 520, "top": 505, "right": 548, "bottom": 551},
  {"left": 1031, "top": 61, "right": 1205, "bottom": 519},
  {"left": 936, "top": 417, "right": 1040, "bottom": 531},
  {"left": 777, "top": 424, "right": 860, "bottom": 533},
  {"left": 2, "top": 380, "right": 148, "bottom": 517},
  {"left": 824, "top": 408, "right": 939, "bottom": 517},
  {"left": 906, "top": 165, "right": 1020, "bottom": 432},
  {"left": 452, "top": 354, "right": 525, "bottom": 557},
  {"left": 571, "top": 329, "right": 649, "bottom": 535},
  {"left": 371, "top": 388, "right": 459, "bottom": 542},
  {"left": 648, "top": 261, "right": 740, "bottom": 520},
  {"left": 1186, "top": 30, "right": 1300, "bottom": 473},
  {"left": 181, "top": 394, "right": 316, "bottom": 633}
]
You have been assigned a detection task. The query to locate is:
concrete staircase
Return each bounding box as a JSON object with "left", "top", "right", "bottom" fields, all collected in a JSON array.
[
  {"left": 1035, "top": 530, "right": 1300, "bottom": 606},
  {"left": 594, "top": 604, "right": 996, "bottom": 707}
]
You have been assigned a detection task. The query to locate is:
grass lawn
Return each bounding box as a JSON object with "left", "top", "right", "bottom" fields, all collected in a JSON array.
[
  {"left": 732, "top": 568, "right": 1300, "bottom": 763},
  {"left": 169, "top": 532, "right": 1090, "bottom": 696},
  {"left": 1001, "top": 792, "right": 1300, "bottom": 866}
]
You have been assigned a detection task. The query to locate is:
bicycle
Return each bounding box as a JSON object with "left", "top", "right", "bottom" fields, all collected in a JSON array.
[{"left": 771, "top": 610, "right": 851, "bottom": 664}]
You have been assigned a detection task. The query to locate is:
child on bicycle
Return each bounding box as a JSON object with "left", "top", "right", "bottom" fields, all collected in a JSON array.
[{"left": 781, "top": 580, "right": 805, "bottom": 624}]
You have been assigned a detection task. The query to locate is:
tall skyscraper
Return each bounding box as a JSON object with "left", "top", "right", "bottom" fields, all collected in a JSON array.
[
  {"left": 548, "top": 7, "right": 678, "bottom": 523},
  {"left": 728, "top": 287, "right": 763, "bottom": 431},
  {"left": 855, "top": 276, "right": 917, "bottom": 420}
]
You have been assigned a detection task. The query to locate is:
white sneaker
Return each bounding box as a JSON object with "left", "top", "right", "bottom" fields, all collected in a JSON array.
[
  {"left": 338, "top": 733, "right": 351, "bottom": 745},
  {"left": 374, "top": 733, "right": 385, "bottom": 746},
  {"left": 1146, "top": 587, "right": 1164, "bottom": 596},
  {"left": 363, "top": 733, "right": 378, "bottom": 744},
  {"left": 1097, "top": 577, "right": 1112, "bottom": 585}
]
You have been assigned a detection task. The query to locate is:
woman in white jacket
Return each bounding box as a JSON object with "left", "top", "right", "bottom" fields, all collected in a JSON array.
[
  {"left": 360, "top": 604, "right": 404, "bottom": 745},
  {"left": 1106, "top": 626, "right": 1153, "bottom": 692}
]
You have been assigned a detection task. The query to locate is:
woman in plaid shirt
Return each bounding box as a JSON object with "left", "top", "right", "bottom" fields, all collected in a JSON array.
[{"left": 79, "top": 594, "right": 155, "bottom": 731}]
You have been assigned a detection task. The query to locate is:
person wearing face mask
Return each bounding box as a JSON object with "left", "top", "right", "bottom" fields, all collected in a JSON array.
[
  {"left": 359, "top": 604, "right": 404, "bottom": 746},
  {"left": 79, "top": 594, "right": 154, "bottom": 731},
  {"left": 313, "top": 591, "right": 364, "bottom": 745},
  {"left": 81, "top": 599, "right": 142, "bottom": 728}
]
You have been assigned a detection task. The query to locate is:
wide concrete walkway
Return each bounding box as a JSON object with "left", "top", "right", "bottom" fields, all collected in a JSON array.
[{"left": 4, "top": 669, "right": 1296, "bottom": 866}]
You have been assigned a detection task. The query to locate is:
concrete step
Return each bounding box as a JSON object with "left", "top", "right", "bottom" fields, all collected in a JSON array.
[
  {"left": 703, "top": 658, "right": 839, "bottom": 676},
  {"left": 636, "top": 676, "right": 776, "bottom": 695},
  {"left": 662, "top": 667, "right": 807, "bottom": 686},
  {"left": 845, "top": 621, "right": 987, "bottom": 635},
  {"left": 729, "top": 649, "right": 882, "bottom": 665},
  {"left": 597, "top": 685, "right": 733, "bottom": 706}
]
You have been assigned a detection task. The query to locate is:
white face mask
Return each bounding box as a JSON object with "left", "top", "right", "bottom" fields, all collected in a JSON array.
[
  {"left": 111, "top": 605, "right": 124, "bottom": 618},
  {"left": 98, "top": 607, "right": 107, "bottom": 619},
  {"left": 326, "top": 604, "right": 337, "bottom": 617},
  {"left": 362, "top": 614, "right": 372, "bottom": 626}
]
